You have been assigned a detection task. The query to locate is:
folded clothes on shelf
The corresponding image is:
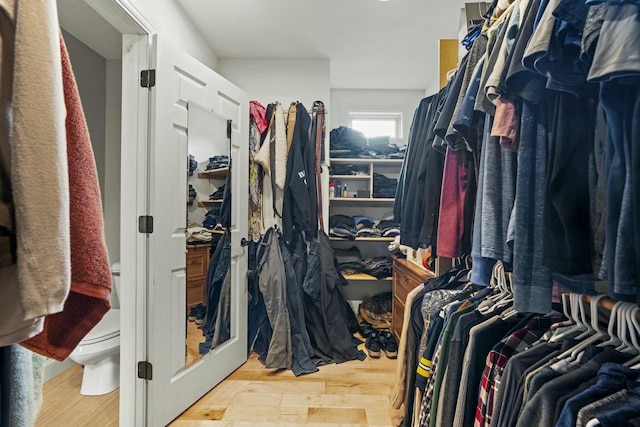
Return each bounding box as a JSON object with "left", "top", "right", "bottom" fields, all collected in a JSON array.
[
  {"left": 209, "top": 184, "right": 226, "bottom": 200},
  {"left": 329, "top": 163, "right": 369, "bottom": 176},
  {"left": 334, "top": 246, "right": 364, "bottom": 275},
  {"left": 205, "top": 155, "right": 229, "bottom": 171},
  {"left": 361, "top": 256, "right": 393, "bottom": 279},
  {"left": 353, "top": 216, "right": 381, "bottom": 238},
  {"left": 329, "top": 214, "right": 357, "bottom": 239},
  {"left": 372, "top": 173, "right": 398, "bottom": 198}
]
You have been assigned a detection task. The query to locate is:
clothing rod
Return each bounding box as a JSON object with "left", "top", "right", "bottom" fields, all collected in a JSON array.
[{"left": 582, "top": 294, "right": 640, "bottom": 320}]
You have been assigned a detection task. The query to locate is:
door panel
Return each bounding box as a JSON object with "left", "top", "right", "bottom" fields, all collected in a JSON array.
[{"left": 146, "top": 35, "right": 249, "bottom": 427}]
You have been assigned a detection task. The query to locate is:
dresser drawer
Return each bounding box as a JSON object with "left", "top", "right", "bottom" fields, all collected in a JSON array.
[
  {"left": 187, "top": 245, "right": 210, "bottom": 282},
  {"left": 392, "top": 297, "right": 404, "bottom": 341},
  {"left": 392, "top": 257, "right": 434, "bottom": 343}
]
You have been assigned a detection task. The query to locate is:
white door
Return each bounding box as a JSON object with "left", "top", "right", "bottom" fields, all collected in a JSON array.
[{"left": 145, "top": 35, "right": 249, "bottom": 426}]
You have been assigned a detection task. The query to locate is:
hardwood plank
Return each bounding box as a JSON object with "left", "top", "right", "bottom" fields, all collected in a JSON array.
[
  {"left": 307, "top": 407, "right": 367, "bottom": 424},
  {"left": 39, "top": 341, "right": 398, "bottom": 426},
  {"left": 223, "top": 405, "right": 308, "bottom": 423},
  {"left": 326, "top": 383, "right": 392, "bottom": 396},
  {"left": 281, "top": 393, "right": 389, "bottom": 409},
  {"left": 365, "top": 407, "right": 396, "bottom": 426},
  {"left": 35, "top": 365, "right": 118, "bottom": 427},
  {"left": 226, "top": 391, "right": 284, "bottom": 407}
]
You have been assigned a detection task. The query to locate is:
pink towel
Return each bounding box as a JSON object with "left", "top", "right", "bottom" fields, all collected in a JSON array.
[{"left": 21, "top": 34, "right": 112, "bottom": 361}]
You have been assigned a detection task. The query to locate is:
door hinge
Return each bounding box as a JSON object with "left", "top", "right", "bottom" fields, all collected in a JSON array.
[
  {"left": 137, "top": 361, "right": 153, "bottom": 380},
  {"left": 227, "top": 120, "right": 232, "bottom": 139},
  {"left": 138, "top": 215, "right": 154, "bottom": 234},
  {"left": 140, "top": 69, "right": 156, "bottom": 88}
]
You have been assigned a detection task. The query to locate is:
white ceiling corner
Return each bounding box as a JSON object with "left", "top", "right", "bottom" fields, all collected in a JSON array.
[{"left": 177, "top": 0, "right": 465, "bottom": 91}]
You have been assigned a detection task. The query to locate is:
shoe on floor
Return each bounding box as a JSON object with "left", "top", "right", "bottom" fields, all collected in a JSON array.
[
  {"left": 381, "top": 331, "right": 398, "bottom": 359},
  {"left": 366, "top": 332, "right": 381, "bottom": 358},
  {"left": 188, "top": 303, "right": 203, "bottom": 322}
]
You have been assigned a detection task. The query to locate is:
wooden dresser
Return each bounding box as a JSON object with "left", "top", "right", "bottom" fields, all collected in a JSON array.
[
  {"left": 186, "top": 243, "right": 210, "bottom": 308},
  {"left": 392, "top": 256, "right": 434, "bottom": 341}
]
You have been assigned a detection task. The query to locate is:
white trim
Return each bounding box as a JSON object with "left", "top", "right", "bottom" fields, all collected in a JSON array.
[
  {"left": 120, "top": 33, "right": 150, "bottom": 427},
  {"left": 43, "top": 358, "right": 77, "bottom": 383}
]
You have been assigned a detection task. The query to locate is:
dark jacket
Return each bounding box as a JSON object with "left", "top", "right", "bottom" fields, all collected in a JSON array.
[{"left": 283, "top": 103, "right": 313, "bottom": 243}]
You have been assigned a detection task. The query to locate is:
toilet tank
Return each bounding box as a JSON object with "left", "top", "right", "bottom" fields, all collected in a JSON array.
[{"left": 110, "top": 262, "right": 121, "bottom": 309}]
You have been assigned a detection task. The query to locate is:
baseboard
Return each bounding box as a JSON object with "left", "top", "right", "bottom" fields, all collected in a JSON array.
[{"left": 44, "top": 358, "right": 77, "bottom": 382}]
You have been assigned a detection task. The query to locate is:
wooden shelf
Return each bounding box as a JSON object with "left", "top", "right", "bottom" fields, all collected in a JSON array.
[
  {"left": 329, "top": 197, "right": 394, "bottom": 203},
  {"left": 197, "top": 167, "right": 228, "bottom": 180},
  {"left": 330, "top": 237, "right": 394, "bottom": 242},
  {"left": 343, "top": 273, "right": 392, "bottom": 281},
  {"left": 329, "top": 158, "right": 404, "bottom": 165},
  {"left": 329, "top": 175, "right": 370, "bottom": 180},
  {"left": 197, "top": 199, "right": 223, "bottom": 207}
]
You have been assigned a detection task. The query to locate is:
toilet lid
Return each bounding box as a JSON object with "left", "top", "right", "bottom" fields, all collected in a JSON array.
[{"left": 80, "top": 310, "right": 120, "bottom": 344}]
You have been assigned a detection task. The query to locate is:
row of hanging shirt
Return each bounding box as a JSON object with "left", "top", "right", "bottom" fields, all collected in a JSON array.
[
  {"left": 392, "top": 261, "right": 640, "bottom": 427},
  {"left": 394, "top": 0, "right": 640, "bottom": 316}
]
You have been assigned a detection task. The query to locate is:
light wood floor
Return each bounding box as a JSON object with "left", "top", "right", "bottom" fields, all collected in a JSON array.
[{"left": 36, "top": 339, "right": 400, "bottom": 427}]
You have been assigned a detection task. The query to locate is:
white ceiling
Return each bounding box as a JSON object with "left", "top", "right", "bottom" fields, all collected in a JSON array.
[{"left": 176, "top": 0, "right": 465, "bottom": 90}]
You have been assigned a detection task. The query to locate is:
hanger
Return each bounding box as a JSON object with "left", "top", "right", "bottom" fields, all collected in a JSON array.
[
  {"left": 625, "top": 305, "right": 640, "bottom": 368},
  {"left": 549, "top": 294, "right": 574, "bottom": 332},
  {"left": 550, "top": 294, "right": 588, "bottom": 343},
  {"left": 574, "top": 294, "right": 596, "bottom": 341},
  {"left": 615, "top": 303, "right": 638, "bottom": 355},
  {"left": 478, "top": 262, "right": 506, "bottom": 314},
  {"left": 597, "top": 300, "right": 624, "bottom": 348},
  {"left": 555, "top": 294, "right": 609, "bottom": 361}
]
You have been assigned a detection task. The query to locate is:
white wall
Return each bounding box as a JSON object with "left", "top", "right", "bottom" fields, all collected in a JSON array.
[
  {"left": 63, "top": 30, "right": 107, "bottom": 200},
  {"left": 330, "top": 89, "right": 425, "bottom": 142},
  {"left": 131, "top": 0, "right": 218, "bottom": 70},
  {"left": 218, "top": 58, "right": 330, "bottom": 110}
]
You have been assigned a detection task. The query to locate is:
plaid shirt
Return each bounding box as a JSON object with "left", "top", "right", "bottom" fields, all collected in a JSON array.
[
  {"left": 418, "top": 341, "right": 443, "bottom": 427},
  {"left": 474, "top": 316, "right": 556, "bottom": 427}
]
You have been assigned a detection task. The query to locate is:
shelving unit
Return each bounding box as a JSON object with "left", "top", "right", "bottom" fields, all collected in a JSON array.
[
  {"left": 197, "top": 199, "right": 223, "bottom": 208},
  {"left": 329, "top": 197, "right": 395, "bottom": 203},
  {"left": 328, "top": 157, "right": 402, "bottom": 292},
  {"left": 343, "top": 273, "right": 392, "bottom": 281},
  {"left": 329, "top": 236, "right": 395, "bottom": 242},
  {"left": 197, "top": 167, "right": 229, "bottom": 180}
]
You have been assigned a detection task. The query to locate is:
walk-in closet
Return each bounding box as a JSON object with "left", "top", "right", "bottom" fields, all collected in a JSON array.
[{"left": 1, "top": 0, "right": 639, "bottom": 426}]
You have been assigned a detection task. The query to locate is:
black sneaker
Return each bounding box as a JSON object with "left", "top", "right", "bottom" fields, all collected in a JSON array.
[
  {"left": 381, "top": 332, "right": 398, "bottom": 359},
  {"left": 188, "top": 304, "right": 203, "bottom": 322},
  {"left": 366, "top": 332, "right": 382, "bottom": 358},
  {"left": 194, "top": 305, "right": 206, "bottom": 325}
]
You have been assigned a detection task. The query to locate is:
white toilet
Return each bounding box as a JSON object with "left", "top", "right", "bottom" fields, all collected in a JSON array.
[{"left": 69, "top": 263, "right": 121, "bottom": 396}]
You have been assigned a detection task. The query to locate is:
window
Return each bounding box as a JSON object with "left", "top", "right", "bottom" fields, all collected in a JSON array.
[{"left": 349, "top": 112, "right": 403, "bottom": 139}]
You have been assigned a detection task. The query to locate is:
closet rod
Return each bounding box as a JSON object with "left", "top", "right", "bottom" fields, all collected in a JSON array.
[{"left": 582, "top": 294, "right": 640, "bottom": 320}]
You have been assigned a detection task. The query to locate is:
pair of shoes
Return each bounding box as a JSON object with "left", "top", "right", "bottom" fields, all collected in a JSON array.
[
  {"left": 358, "top": 322, "right": 376, "bottom": 339},
  {"left": 380, "top": 331, "right": 398, "bottom": 359},
  {"left": 188, "top": 304, "right": 206, "bottom": 324},
  {"left": 365, "top": 331, "right": 398, "bottom": 359},
  {"left": 365, "top": 332, "right": 382, "bottom": 358}
]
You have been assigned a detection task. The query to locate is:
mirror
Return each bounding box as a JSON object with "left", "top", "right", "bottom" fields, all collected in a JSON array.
[{"left": 185, "top": 101, "right": 233, "bottom": 366}]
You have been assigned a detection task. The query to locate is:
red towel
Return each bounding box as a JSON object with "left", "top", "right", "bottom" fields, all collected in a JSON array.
[{"left": 21, "top": 34, "right": 112, "bottom": 361}]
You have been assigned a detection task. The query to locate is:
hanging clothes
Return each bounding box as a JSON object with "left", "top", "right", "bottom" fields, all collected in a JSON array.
[
  {"left": 0, "top": 0, "right": 70, "bottom": 347},
  {"left": 21, "top": 33, "right": 112, "bottom": 361}
]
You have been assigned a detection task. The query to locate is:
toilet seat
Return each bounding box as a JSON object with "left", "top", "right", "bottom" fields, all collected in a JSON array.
[{"left": 80, "top": 310, "right": 120, "bottom": 345}]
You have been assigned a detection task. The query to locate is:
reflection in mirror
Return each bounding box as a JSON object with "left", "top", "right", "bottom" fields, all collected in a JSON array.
[{"left": 185, "top": 101, "right": 233, "bottom": 367}]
